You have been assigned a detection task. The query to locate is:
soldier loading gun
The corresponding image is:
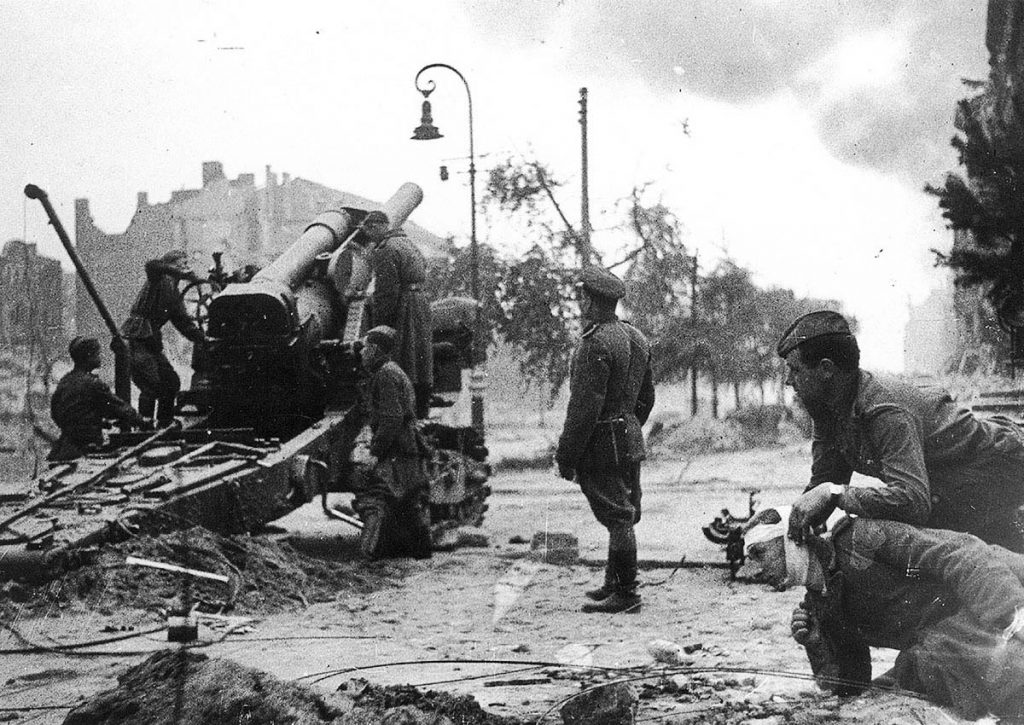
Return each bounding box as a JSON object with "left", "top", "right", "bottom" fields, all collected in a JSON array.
[{"left": 121, "top": 250, "right": 208, "bottom": 428}]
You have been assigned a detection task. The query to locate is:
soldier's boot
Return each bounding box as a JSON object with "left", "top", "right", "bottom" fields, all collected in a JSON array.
[
  {"left": 138, "top": 393, "right": 156, "bottom": 421},
  {"left": 582, "top": 549, "right": 640, "bottom": 614},
  {"left": 584, "top": 552, "right": 615, "bottom": 601}
]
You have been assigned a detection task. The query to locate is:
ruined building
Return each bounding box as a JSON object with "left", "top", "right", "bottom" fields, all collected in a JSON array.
[
  {"left": 0, "top": 239, "right": 64, "bottom": 353},
  {"left": 74, "top": 161, "right": 445, "bottom": 356}
]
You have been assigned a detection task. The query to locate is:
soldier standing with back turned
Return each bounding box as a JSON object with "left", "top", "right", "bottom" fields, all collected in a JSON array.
[
  {"left": 556, "top": 266, "right": 656, "bottom": 613},
  {"left": 358, "top": 211, "right": 434, "bottom": 419}
]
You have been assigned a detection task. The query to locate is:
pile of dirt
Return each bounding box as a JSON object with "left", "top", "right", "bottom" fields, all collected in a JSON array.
[
  {"left": 0, "top": 527, "right": 394, "bottom": 618},
  {"left": 63, "top": 651, "right": 527, "bottom": 725},
  {"left": 339, "top": 679, "right": 526, "bottom": 725}
]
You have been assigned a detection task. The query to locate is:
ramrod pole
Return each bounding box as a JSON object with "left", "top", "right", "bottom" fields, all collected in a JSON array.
[{"left": 24, "top": 184, "right": 131, "bottom": 401}]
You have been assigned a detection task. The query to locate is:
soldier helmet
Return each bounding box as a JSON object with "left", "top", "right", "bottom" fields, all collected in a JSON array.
[
  {"left": 776, "top": 310, "right": 852, "bottom": 358},
  {"left": 364, "top": 325, "right": 397, "bottom": 353},
  {"left": 69, "top": 336, "right": 100, "bottom": 364},
  {"left": 579, "top": 265, "right": 626, "bottom": 302},
  {"left": 362, "top": 210, "right": 390, "bottom": 227}
]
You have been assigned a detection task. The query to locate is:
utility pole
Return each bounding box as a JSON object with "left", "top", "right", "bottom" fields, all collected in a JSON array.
[
  {"left": 578, "top": 87, "right": 592, "bottom": 263},
  {"left": 690, "top": 253, "right": 699, "bottom": 417}
]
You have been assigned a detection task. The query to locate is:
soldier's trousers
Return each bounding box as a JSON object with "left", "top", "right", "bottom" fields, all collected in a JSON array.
[
  {"left": 355, "top": 465, "right": 431, "bottom": 560},
  {"left": 129, "top": 342, "right": 180, "bottom": 424},
  {"left": 578, "top": 460, "right": 642, "bottom": 594},
  {"left": 894, "top": 611, "right": 1024, "bottom": 719}
]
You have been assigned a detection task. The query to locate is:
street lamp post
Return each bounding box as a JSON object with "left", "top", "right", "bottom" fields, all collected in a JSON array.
[{"left": 412, "top": 63, "right": 485, "bottom": 434}]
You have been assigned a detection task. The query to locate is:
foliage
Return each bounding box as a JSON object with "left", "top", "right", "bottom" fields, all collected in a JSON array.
[
  {"left": 928, "top": 82, "right": 1024, "bottom": 329},
  {"left": 429, "top": 155, "right": 852, "bottom": 412},
  {"left": 495, "top": 245, "right": 576, "bottom": 405}
]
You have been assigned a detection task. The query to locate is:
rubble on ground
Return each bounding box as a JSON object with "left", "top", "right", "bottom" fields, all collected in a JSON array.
[
  {"left": 0, "top": 526, "right": 394, "bottom": 618},
  {"left": 62, "top": 651, "right": 527, "bottom": 725}
]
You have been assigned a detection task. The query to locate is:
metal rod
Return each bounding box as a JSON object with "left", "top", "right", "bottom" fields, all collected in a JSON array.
[
  {"left": 24, "top": 184, "right": 132, "bottom": 401},
  {"left": 125, "top": 555, "right": 230, "bottom": 583}
]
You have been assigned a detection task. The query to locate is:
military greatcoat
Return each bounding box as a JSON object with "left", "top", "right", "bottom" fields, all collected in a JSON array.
[
  {"left": 370, "top": 231, "right": 433, "bottom": 389},
  {"left": 809, "top": 371, "right": 1024, "bottom": 550},
  {"left": 556, "top": 311, "right": 655, "bottom": 527}
]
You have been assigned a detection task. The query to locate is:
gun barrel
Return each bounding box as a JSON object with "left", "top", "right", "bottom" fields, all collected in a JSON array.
[{"left": 254, "top": 209, "right": 352, "bottom": 291}]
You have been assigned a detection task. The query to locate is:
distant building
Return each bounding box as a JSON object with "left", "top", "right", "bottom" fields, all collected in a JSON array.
[
  {"left": 74, "top": 161, "right": 445, "bottom": 348},
  {"left": 904, "top": 286, "right": 957, "bottom": 375},
  {"left": 0, "top": 239, "right": 64, "bottom": 353}
]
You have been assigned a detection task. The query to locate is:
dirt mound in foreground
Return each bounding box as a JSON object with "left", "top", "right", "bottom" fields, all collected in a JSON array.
[
  {"left": 1, "top": 527, "right": 393, "bottom": 618},
  {"left": 63, "top": 650, "right": 527, "bottom": 725}
]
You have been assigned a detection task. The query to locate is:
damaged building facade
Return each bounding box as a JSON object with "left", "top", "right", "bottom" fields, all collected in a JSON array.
[{"left": 0, "top": 239, "right": 64, "bottom": 352}]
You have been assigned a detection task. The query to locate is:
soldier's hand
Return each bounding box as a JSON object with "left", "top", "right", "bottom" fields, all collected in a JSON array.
[
  {"left": 788, "top": 483, "right": 835, "bottom": 544},
  {"left": 791, "top": 604, "right": 817, "bottom": 646},
  {"left": 556, "top": 462, "right": 575, "bottom": 482}
]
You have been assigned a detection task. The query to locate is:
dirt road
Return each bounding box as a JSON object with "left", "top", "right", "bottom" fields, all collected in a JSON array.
[{"left": 0, "top": 441, "right": 974, "bottom": 723}]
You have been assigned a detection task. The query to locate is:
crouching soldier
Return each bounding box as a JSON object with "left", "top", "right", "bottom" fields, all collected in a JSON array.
[
  {"left": 743, "top": 505, "right": 1024, "bottom": 720},
  {"left": 354, "top": 325, "right": 432, "bottom": 560},
  {"left": 49, "top": 336, "right": 146, "bottom": 461}
]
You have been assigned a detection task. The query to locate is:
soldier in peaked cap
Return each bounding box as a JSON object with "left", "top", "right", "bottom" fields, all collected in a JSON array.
[
  {"left": 49, "top": 337, "right": 146, "bottom": 461},
  {"left": 352, "top": 325, "right": 432, "bottom": 560},
  {"left": 780, "top": 309, "right": 1024, "bottom": 552},
  {"left": 358, "top": 210, "right": 434, "bottom": 419},
  {"left": 556, "top": 265, "right": 656, "bottom": 613}
]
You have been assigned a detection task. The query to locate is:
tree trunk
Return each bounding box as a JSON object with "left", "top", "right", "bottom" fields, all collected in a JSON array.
[
  {"left": 733, "top": 382, "right": 741, "bottom": 410},
  {"left": 711, "top": 370, "right": 720, "bottom": 419}
]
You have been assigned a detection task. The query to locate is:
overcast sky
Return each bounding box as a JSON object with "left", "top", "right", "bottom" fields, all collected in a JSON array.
[{"left": 2, "top": 0, "right": 990, "bottom": 371}]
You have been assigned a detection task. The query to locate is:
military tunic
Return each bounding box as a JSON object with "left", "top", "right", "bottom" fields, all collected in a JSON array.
[
  {"left": 556, "top": 312, "right": 655, "bottom": 528},
  {"left": 808, "top": 371, "right": 1024, "bottom": 550},
  {"left": 801, "top": 516, "right": 1024, "bottom": 719},
  {"left": 121, "top": 260, "right": 205, "bottom": 422},
  {"left": 49, "top": 369, "right": 143, "bottom": 460},
  {"left": 356, "top": 358, "right": 431, "bottom": 559},
  {"left": 370, "top": 231, "right": 433, "bottom": 392}
]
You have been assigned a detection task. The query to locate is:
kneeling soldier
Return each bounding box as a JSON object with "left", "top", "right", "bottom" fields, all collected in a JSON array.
[{"left": 49, "top": 336, "right": 145, "bottom": 461}]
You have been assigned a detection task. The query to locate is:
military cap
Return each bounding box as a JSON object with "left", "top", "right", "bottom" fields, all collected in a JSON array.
[
  {"left": 579, "top": 265, "right": 626, "bottom": 301},
  {"left": 69, "top": 336, "right": 100, "bottom": 361},
  {"left": 364, "top": 325, "right": 397, "bottom": 353},
  {"left": 362, "top": 210, "right": 390, "bottom": 226},
  {"left": 160, "top": 249, "right": 189, "bottom": 265},
  {"left": 776, "top": 310, "right": 852, "bottom": 358}
]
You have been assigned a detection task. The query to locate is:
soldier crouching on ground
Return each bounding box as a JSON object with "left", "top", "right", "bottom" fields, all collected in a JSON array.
[
  {"left": 556, "top": 265, "right": 655, "bottom": 614},
  {"left": 49, "top": 336, "right": 146, "bottom": 461},
  {"left": 353, "top": 325, "right": 432, "bottom": 560},
  {"left": 120, "top": 249, "right": 207, "bottom": 427},
  {"left": 779, "top": 310, "right": 1024, "bottom": 552},
  {"left": 744, "top": 505, "right": 1024, "bottom": 720}
]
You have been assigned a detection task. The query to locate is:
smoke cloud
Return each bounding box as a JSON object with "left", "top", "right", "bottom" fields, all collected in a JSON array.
[{"left": 464, "top": 0, "right": 989, "bottom": 184}]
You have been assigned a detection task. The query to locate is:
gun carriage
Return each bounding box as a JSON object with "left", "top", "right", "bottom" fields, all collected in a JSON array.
[{"left": 0, "top": 183, "right": 489, "bottom": 581}]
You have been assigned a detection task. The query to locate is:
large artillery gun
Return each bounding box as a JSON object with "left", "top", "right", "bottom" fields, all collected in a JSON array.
[{"left": 0, "top": 183, "right": 490, "bottom": 581}]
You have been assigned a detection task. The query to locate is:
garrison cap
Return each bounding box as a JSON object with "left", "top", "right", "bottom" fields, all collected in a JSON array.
[
  {"left": 69, "top": 336, "right": 100, "bottom": 361},
  {"left": 362, "top": 210, "right": 389, "bottom": 226},
  {"left": 579, "top": 265, "right": 626, "bottom": 301},
  {"left": 776, "top": 310, "right": 852, "bottom": 358},
  {"left": 364, "top": 325, "right": 397, "bottom": 353}
]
